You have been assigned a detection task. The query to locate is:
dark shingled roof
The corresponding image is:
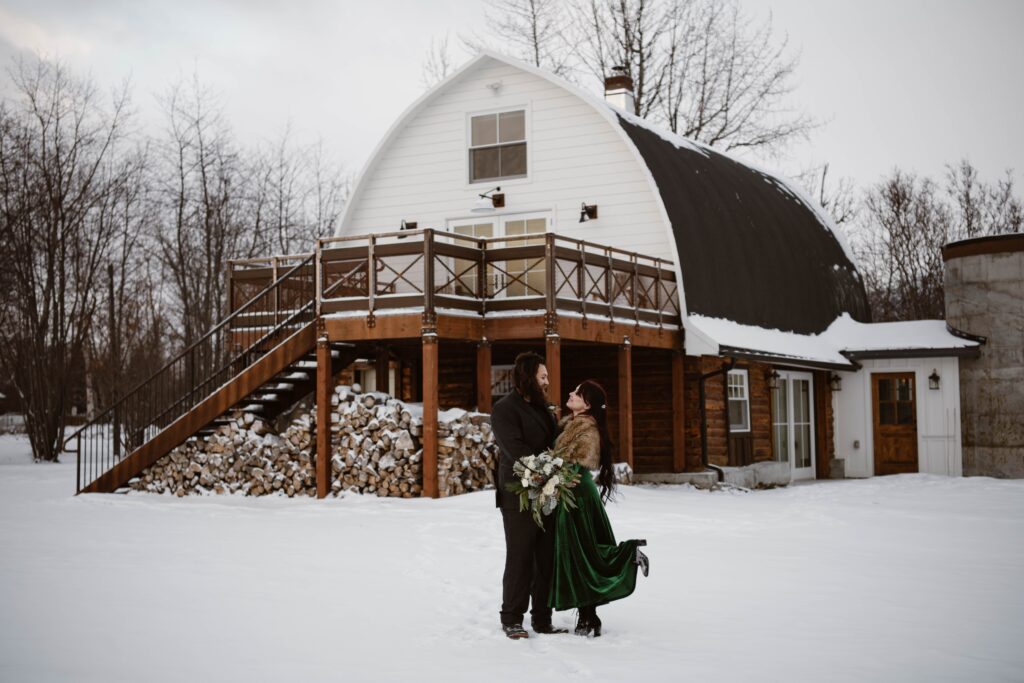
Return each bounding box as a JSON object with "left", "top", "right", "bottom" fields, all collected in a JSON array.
[{"left": 617, "top": 116, "right": 871, "bottom": 335}]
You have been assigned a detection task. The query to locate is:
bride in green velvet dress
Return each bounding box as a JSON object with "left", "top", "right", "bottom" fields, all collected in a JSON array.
[{"left": 549, "top": 379, "right": 649, "bottom": 637}]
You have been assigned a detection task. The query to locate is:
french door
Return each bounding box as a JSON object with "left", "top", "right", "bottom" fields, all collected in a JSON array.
[
  {"left": 447, "top": 213, "right": 549, "bottom": 297},
  {"left": 771, "top": 371, "right": 815, "bottom": 481}
]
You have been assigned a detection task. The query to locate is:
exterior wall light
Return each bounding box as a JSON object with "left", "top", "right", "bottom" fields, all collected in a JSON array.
[
  {"left": 579, "top": 203, "right": 598, "bottom": 223},
  {"left": 471, "top": 187, "right": 504, "bottom": 213},
  {"left": 829, "top": 373, "right": 842, "bottom": 392},
  {"left": 399, "top": 220, "right": 417, "bottom": 231},
  {"left": 767, "top": 369, "right": 779, "bottom": 390},
  {"left": 929, "top": 369, "right": 940, "bottom": 390}
]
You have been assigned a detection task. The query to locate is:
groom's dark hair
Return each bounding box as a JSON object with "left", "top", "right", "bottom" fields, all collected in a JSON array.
[{"left": 513, "top": 351, "right": 547, "bottom": 406}]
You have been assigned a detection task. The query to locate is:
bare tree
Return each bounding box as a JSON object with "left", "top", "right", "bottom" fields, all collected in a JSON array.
[
  {"left": 0, "top": 56, "right": 133, "bottom": 461},
  {"left": 945, "top": 158, "right": 1022, "bottom": 238},
  {"left": 154, "top": 72, "right": 266, "bottom": 350},
  {"left": 855, "top": 170, "right": 952, "bottom": 322},
  {"left": 421, "top": 34, "right": 457, "bottom": 89},
  {"left": 796, "top": 163, "right": 858, "bottom": 226},
  {"left": 463, "top": 0, "right": 575, "bottom": 77},
  {"left": 456, "top": 0, "right": 817, "bottom": 154},
  {"left": 570, "top": 0, "right": 674, "bottom": 117}
]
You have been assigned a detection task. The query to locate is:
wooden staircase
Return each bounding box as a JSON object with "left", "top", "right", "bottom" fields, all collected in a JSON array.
[{"left": 64, "top": 254, "right": 353, "bottom": 494}]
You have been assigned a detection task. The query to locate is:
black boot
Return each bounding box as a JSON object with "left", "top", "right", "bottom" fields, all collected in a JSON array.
[
  {"left": 635, "top": 539, "right": 650, "bottom": 577},
  {"left": 532, "top": 620, "right": 568, "bottom": 635},
  {"left": 575, "top": 606, "right": 602, "bottom": 637}
]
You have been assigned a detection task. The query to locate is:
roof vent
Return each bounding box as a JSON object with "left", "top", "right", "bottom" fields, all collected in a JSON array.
[{"left": 604, "top": 66, "right": 635, "bottom": 113}]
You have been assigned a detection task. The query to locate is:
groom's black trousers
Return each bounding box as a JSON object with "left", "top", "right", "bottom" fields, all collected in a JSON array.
[{"left": 500, "top": 507, "right": 555, "bottom": 626}]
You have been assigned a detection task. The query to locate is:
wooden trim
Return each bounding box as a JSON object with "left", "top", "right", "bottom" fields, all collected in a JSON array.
[
  {"left": 618, "top": 344, "right": 634, "bottom": 469},
  {"left": 316, "top": 337, "right": 331, "bottom": 499},
  {"left": 671, "top": 350, "right": 686, "bottom": 473},
  {"left": 421, "top": 336, "right": 439, "bottom": 498},
  {"left": 82, "top": 323, "right": 317, "bottom": 493},
  {"left": 943, "top": 233, "right": 1024, "bottom": 261},
  {"left": 476, "top": 341, "right": 492, "bottom": 412}
]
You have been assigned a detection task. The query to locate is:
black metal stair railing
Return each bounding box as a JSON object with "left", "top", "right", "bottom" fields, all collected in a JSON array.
[{"left": 65, "top": 254, "right": 317, "bottom": 493}]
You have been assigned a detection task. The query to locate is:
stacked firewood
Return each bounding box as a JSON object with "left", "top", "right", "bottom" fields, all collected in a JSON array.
[{"left": 128, "top": 386, "right": 499, "bottom": 498}]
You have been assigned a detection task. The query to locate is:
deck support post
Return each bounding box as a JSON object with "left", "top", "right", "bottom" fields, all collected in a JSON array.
[
  {"left": 618, "top": 340, "right": 634, "bottom": 469},
  {"left": 421, "top": 334, "right": 439, "bottom": 498},
  {"left": 375, "top": 345, "right": 390, "bottom": 395},
  {"left": 316, "top": 332, "right": 332, "bottom": 499},
  {"left": 545, "top": 334, "right": 561, "bottom": 420},
  {"left": 476, "top": 339, "right": 492, "bottom": 413},
  {"left": 671, "top": 349, "right": 686, "bottom": 473}
]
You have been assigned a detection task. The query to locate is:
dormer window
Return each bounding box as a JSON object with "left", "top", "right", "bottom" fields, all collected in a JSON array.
[{"left": 469, "top": 110, "right": 526, "bottom": 183}]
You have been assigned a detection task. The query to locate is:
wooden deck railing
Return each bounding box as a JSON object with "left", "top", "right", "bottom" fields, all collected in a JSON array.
[{"left": 230, "top": 229, "right": 681, "bottom": 326}]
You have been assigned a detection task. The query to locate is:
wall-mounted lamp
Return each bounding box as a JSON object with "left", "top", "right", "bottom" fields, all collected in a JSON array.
[
  {"left": 767, "top": 369, "right": 779, "bottom": 390},
  {"left": 579, "top": 203, "right": 599, "bottom": 223},
  {"left": 929, "top": 369, "right": 940, "bottom": 390},
  {"left": 471, "top": 187, "right": 504, "bottom": 213},
  {"left": 829, "top": 373, "right": 842, "bottom": 392},
  {"left": 399, "top": 219, "right": 418, "bottom": 231}
]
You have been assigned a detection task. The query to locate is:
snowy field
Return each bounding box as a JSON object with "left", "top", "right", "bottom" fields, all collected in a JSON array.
[{"left": 2, "top": 434, "right": 1023, "bottom": 683}]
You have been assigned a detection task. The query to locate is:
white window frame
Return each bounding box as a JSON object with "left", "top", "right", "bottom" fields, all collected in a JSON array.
[
  {"left": 466, "top": 106, "right": 530, "bottom": 185},
  {"left": 727, "top": 369, "right": 751, "bottom": 433},
  {"left": 446, "top": 212, "right": 551, "bottom": 299}
]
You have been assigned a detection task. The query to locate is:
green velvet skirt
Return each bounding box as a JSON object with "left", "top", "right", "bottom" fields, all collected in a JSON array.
[{"left": 549, "top": 465, "right": 640, "bottom": 611}]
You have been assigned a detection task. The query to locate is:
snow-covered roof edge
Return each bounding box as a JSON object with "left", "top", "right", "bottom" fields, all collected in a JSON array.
[{"left": 689, "top": 313, "right": 982, "bottom": 370}]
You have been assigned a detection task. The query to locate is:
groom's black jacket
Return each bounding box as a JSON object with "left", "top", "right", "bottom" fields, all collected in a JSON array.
[{"left": 491, "top": 390, "right": 557, "bottom": 511}]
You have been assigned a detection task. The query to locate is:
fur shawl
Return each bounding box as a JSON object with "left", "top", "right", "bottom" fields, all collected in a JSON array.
[{"left": 554, "top": 415, "right": 601, "bottom": 470}]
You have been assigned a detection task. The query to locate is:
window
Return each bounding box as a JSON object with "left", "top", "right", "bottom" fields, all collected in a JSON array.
[
  {"left": 491, "top": 365, "right": 515, "bottom": 402},
  {"left": 469, "top": 110, "right": 526, "bottom": 182},
  {"left": 727, "top": 369, "right": 750, "bottom": 432}
]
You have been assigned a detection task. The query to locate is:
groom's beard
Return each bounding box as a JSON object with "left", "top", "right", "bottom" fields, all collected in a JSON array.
[{"left": 526, "top": 383, "right": 548, "bottom": 407}]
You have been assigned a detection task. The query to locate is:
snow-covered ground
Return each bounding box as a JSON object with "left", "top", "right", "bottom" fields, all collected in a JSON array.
[{"left": 2, "top": 433, "right": 1022, "bottom": 683}]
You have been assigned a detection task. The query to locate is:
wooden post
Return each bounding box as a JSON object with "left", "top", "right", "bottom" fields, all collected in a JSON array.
[
  {"left": 618, "top": 341, "right": 633, "bottom": 469},
  {"left": 375, "top": 345, "right": 390, "bottom": 396},
  {"left": 421, "top": 335, "right": 439, "bottom": 498},
  {"left": 476, "top": 340, "right": 492, "bottom": 413},
  {"left": 316, "top": 334, "right": 332, "bottom": 499},
  {"left": 671, "top": 350, "right": 686, "bottom": 473},
  {"left": 546, "top": 334, "right": 561, "bottom": 419}
]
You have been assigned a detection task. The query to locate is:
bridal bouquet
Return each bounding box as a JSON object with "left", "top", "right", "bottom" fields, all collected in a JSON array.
[{"left": 505, "top": 448, "right": 582, "bottom": 529}]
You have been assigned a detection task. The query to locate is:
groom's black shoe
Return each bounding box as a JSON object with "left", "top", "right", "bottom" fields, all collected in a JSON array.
[
  {"left": 532, "top": 621, "right": 568, "bottom": 634},
  {"left": 502, "top": 623, "right": 529, "bottom": 640}
]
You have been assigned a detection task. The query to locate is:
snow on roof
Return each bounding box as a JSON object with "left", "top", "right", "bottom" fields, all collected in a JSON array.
[
  {"left": 825, "top": 315, "right": 981, "bottom": 355},
  {"left": 689, "top": 313, "right": 982, "bottom": 369}
]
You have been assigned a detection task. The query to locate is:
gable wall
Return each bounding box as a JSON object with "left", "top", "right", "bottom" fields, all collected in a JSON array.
[{"left": 343, "top": 59, "right": 670, "bottom": 258}]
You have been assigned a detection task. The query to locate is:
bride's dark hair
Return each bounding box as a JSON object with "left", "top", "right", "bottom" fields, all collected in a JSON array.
[{"left": 576, "top": 379, "right": 616, "bottom": 501}]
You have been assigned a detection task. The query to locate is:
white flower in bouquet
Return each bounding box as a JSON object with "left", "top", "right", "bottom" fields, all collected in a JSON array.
[{"left": 542, "top": 474, "right": 560, "bottom": 497}]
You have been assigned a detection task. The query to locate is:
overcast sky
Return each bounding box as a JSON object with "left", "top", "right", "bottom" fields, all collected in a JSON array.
[{"left": 1, "top": 0, "right": 1021, "bottom": 194}]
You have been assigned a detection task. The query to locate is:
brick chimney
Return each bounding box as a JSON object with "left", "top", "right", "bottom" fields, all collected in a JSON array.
[{"left": 604, "top": 66, "right": 635, "bottom": 113}]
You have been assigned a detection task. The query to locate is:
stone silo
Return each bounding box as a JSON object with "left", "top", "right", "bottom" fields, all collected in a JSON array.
[{"left": 943, "top": 234, "right": 1024, "bottom": 477}]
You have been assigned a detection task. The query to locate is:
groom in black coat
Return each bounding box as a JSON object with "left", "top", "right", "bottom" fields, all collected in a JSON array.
[{"left": 491, "top": 351, "right": 566, "bottom": 639}]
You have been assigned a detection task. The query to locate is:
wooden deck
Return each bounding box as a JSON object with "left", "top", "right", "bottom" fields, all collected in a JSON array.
[{"left": 70, "top": 229, "right": 687, "bottom": 499}]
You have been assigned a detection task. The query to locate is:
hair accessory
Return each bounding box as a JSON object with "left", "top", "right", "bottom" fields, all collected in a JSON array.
[{"left": 601, "top": 404, "right": 606, "bottom": 409}]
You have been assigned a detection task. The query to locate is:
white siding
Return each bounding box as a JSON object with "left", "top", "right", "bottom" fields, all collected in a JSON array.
[
  {"left": 342, "top": 58, "right": 670, "bottom": 258},
  {"left": 832, "top": 357, "right": 963, "bottom": 478}
]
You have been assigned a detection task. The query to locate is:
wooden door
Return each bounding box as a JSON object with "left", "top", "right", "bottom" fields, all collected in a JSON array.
[{"left": 871, "top": 373, "right": 918, "bottom": 475}]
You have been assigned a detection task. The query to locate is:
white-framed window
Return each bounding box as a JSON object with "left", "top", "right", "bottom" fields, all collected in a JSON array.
[
  {"left": 469, "top": 109, "right": 527, "bottom": 183},
  {"left": 727, "top": 369, "right": 751, "bottom": 432}
]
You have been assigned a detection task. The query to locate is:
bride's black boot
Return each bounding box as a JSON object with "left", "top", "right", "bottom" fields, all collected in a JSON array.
[
  {"left": 635, "top": 539, "right": 650, "bottom": 577},
  {"left": 575, "top": 606, "right": 602, "bottom": 637}
]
